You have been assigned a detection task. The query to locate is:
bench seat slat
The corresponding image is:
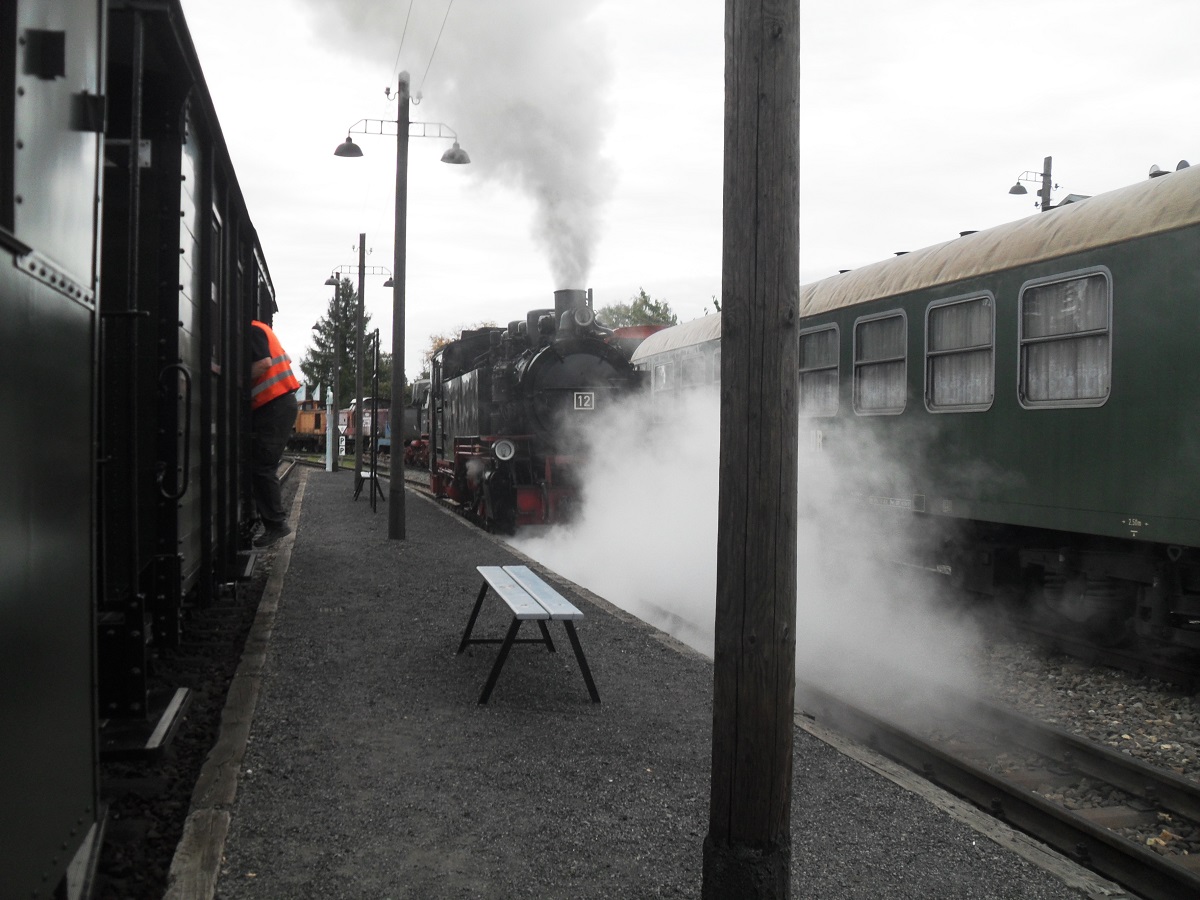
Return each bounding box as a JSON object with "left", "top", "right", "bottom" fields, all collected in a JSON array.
[
  {"left": 503, "top": 565, "right": 582, "bottom": 620},
  {"left": 476, "top": 566, "right": 548, "bottom": 620}
]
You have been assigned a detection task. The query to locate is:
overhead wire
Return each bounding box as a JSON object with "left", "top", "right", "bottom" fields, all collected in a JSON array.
[
  {"left": 390, "top": 0, "right": 417, "bottom": 85},
  {"left": 418, "top": 0, "right": 456, "bottom": 95}
]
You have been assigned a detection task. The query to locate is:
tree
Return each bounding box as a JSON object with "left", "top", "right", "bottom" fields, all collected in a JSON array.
[
  {"left": 596, "top": 288, "right": 678, "bottom": 328},
  {"left": 299, "top": 277, "right": 371, "bottom": 408}
]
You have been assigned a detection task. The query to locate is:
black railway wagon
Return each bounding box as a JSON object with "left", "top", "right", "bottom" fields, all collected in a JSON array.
[
  {"left": 2, "top": 2, "right": 275, "bottom": 897},
  {"left": 98, "top": 3, "right": 272, "bottom": 730},
  {"left": 1, "top": 3, "right": 106, "bottom": 897}
]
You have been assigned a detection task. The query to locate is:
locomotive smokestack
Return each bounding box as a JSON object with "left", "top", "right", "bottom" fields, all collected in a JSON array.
[{"left": 554, "top": 289, "right": 588, "bottom": 318}]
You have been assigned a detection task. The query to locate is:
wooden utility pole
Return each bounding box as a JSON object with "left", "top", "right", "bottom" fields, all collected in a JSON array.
[{"left": 702, "top": 0, "right": 799, "bottom": 897}]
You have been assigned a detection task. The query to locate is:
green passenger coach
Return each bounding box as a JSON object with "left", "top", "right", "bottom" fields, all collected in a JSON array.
[
  {"left": 637, "top": 162, "right": 1200, "bottom": 652},
  {"left": 807, "top": 162, "right": 1200, "bottom": 650}
]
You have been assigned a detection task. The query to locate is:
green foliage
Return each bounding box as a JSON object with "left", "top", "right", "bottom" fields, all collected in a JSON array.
[
  {"left": 596, "top": 288, "right": 678, "bottom": 328},
  {"left": 299, "top": 277, "right": 373, "bottom": 408}
]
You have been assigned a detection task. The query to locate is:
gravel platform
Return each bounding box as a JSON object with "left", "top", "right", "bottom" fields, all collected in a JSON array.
[{"left": 193, "top": 467, "right": 1116, "bottom": 899}]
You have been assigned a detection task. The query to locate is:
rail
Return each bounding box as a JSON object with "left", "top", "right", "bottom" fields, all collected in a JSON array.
[{"left": 797, "top": 682, "right": 1200, "bottom": 900}]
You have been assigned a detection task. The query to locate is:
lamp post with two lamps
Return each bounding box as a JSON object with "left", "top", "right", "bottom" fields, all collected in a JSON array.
[
  {"left": 334, "top": 71, "right": 470, "bottom": 540},
  {"left": 1008, "top": 155, "right": 1058, "bottom": 212},
  {"left": 326, "top": 257, "right": 393, "bottom": 495},
  {"left": 321, "top": 274, "right": 341, "bottom": 472}
]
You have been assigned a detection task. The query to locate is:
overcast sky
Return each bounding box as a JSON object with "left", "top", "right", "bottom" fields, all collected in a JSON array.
[{"left": 178, "top": 0, "right": 1199, "bottom": 382}]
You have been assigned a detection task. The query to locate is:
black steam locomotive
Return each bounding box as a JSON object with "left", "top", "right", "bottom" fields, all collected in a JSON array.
[{"left": 428, "top": 289, "right": 641, "bottom": 530}]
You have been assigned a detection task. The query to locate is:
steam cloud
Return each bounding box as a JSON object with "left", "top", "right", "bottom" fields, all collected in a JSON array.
[
  {"left": 309, "top": 0, "right": 615, "bottom": 289},
  {"left": 515, "top": 387, "right": 985, "bottom": 716}
]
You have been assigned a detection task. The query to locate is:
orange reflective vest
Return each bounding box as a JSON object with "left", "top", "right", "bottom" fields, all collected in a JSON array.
[{"left": 250, "top": 320, "right": 300, "bottom": 410}]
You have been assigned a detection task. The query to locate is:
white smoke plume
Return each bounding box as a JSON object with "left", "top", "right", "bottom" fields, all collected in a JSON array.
[
  {"left": 514, "top": 386, "right": 986, "bottom": 717},
  {"left": 308, "top": 0, "right": 615, "bottom": 289}
]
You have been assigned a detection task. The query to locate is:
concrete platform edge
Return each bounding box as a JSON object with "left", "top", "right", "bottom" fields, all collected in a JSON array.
[
  {"left": 162, "top": 469, "right": 308, "bottom": 900},
  {"left": 795, "top": 716, "right": 1133, "bottom": 900}
]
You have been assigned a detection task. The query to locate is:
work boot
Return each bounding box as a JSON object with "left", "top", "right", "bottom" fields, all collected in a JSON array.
[{"left": 254, "top": 522, "right": 291, "bottom": 549}]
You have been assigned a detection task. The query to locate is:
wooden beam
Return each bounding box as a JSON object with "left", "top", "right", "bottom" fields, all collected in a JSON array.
[{"left": 703, "top": 0, "right": 799, "bottom": 896}]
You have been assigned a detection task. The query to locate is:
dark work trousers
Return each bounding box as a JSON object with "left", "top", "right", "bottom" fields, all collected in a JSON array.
[{"left": 251, "top": 390, "right": 298, "bottom": 526}]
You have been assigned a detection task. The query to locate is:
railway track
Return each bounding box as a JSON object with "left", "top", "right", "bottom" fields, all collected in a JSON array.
[
  {"left": 998, "top": 616, "right": 1200, "bottom": 692},
  {"left": 797, "top": 682, "right": 1200, "bottom": 900}
]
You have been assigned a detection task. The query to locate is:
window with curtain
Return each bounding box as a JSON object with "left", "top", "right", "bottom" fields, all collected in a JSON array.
[
  {"left": 799, "top": 325, "right": 839, "bottom": 416},
  {"left": 854, "top": 312, "right": 907, "bottom": 414},
  {"left": 653, "top": 363, "right": 672, "bottom": 393},
  {"left": 926, "top": 295, "right": 994, "bottom": 411},
  {"left": 681, "top": 355, "right": 706, "bottom": 386},
  {"left": 1019, "top": 271, "right": 1110, "bottom": 405}
]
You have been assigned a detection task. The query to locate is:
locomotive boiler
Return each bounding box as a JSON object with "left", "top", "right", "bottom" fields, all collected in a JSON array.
[{"left": 430, "top": 288, "right": 641, "bottom": 530}]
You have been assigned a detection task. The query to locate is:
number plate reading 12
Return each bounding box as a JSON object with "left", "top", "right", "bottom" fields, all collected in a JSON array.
[{"left": 574, "top": 392, "right": 595, "bottom": 411}]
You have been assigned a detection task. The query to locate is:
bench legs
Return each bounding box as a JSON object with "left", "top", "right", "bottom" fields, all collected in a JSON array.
[
  {"left": 458, "top": 581, "right": 491, "bottom": 654},
  {"left": 564, "top": 621, "right": 601, "bottom": 703},
  {"left": 459, "top": 583, "right": 556, "bottom": 655},
  {"left": 479, "top": 618, "right": 522, "bottom": 705},
  {"left": 461, "top": 579, "right": 600, "bottom": 705}
]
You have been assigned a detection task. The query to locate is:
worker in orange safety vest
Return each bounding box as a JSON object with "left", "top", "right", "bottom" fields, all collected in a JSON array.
[{"left": 249, "top": 319, "right": 299, "bottom": 548}]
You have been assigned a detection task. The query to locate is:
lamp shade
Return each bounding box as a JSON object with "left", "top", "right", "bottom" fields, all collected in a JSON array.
[
  {"left": 441, "top": 141, "right": 471, "bottom": 165},
  {"left": 1008, "top": 182, "right": 1028, "bottom": 195},
  {"left": 334, "top": 137, "right": 364, "bottom": 158}
]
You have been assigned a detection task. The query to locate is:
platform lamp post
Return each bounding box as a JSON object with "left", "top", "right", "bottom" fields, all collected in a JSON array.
[
  {"left": 327, "top": 261, "right": 394, "bottom": 495},
  {"left": 1008, "top": 155, "right": 1057, "bottom": 212},
  {"left": 334, "top": 70, "right": 470, "bottom": 540},
  {"left": 323, "top": 274, "right": 341, "bottom": 472}
]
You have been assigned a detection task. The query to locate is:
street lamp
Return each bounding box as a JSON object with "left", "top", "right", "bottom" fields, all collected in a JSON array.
[
  {"left": 327, "top": 259, "right": 393, "bottom": 496},
  {"left": 1008, "top": 155, "right": 1058, "bottom": 212},
  {"left": 322, "top": 274, "right": 341, "bottom": 472},
  {"left": 334, "top": 70, "right": 470, "bottom": 540}
]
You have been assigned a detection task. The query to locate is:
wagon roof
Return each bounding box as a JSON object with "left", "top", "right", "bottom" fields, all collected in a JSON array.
[
  {"left": 630, "top": 312, "right": 723, "bottom": 363},
  {"left": 634, "top": 166, "right": 1200, "bottom": 357},
  {"left": 800, "top": 163, "right": 1200, "bottom": 317}
]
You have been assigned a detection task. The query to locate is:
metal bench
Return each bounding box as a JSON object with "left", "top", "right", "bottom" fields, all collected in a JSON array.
[{"left": 458, "top": 565, "right": 601, "bottom": 705}]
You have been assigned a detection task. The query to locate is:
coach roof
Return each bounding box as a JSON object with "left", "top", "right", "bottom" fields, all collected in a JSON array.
[
  {"left": 801, "top": 163, "right": 1200, "bottom": 318},
  {"left": 629, "top": 312, "right": 723, "bottom": 364}
]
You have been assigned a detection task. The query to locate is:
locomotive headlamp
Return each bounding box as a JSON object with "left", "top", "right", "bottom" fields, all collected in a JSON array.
[
  {"left": 573, "top": 307, "right": 595, "bottom": 329},
  {"left": 494, "top": 439, "right": 516, "bottom": 462}
]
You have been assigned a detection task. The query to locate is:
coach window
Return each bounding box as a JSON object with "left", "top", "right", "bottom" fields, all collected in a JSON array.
[
  {"left": 925, "top": 295, "right": 994, "bottom": 412},
  {"left": 682, "top": 355, "right": 706, "bottom": 386},
  {"left": 653, "top": 363, "right": 671, "bottom": 393},
  {"left": 799, "top": 324, "right": 839, "bottom": 416},
  {"left": 1018, "top": 269, "right": 1111, "bottom": 407},
  {"left": 853, "top": 312, "right": 906, "bottom": 414}
]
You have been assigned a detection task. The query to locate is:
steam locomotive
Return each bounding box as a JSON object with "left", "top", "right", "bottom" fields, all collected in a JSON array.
[{"left": 428, "top": 288, "right": 643, "bottom": 530}]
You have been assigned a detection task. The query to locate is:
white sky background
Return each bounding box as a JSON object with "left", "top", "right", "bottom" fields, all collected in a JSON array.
[{"left": 178, "top": 0, "right": 1199, "bottom": 382}]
